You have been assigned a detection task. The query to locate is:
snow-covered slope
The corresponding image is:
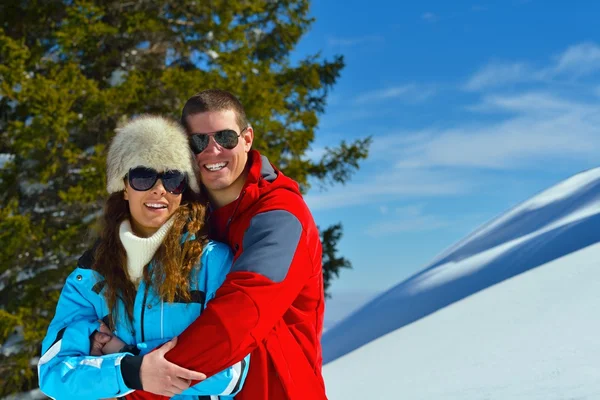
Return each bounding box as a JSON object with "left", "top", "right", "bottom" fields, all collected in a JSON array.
[{"left": 322, "top": 168, "right": 600, "bottom": 399}]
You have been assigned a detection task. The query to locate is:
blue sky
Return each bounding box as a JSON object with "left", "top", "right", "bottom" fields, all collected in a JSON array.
[{"left": 290, "top": 0, "right": 600, "bottom": 318}]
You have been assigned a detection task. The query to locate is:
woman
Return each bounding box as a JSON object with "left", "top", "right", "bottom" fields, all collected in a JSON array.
[{"left": 37, "top": 115, "right": 249, "bottom": 399}]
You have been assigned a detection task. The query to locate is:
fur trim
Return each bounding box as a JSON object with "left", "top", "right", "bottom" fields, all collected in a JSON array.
[{"left": 106, "top": 115, "right": 200, "bottom": 194}]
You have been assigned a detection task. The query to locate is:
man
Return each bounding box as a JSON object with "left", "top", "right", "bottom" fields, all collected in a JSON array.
[{"left": 127, "top": 89, "right": 327, "bottom": 399}]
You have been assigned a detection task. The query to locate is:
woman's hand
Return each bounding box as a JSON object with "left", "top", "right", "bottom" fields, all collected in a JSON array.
[
  {"left": 90, "top": 322, "right": 113, "bottom": 356},
  {"left": 102, "top": 334, "right": 127, "bottom": 355},
  {"left": 90, "top": 321, "right": 126, "bottom": 355}
]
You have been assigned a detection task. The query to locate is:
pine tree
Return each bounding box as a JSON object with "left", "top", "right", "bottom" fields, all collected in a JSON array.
[{"left": 0, "top": 0, "right": 371, "bottom": 395}]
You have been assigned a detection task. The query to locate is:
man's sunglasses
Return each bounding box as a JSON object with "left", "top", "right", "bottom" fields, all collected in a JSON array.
[
  {"left": 189, "top": 128, "right": 247, "bottom": 154},
  {"left": 127, "top": 167, "right": 187, "bottom": 194}
]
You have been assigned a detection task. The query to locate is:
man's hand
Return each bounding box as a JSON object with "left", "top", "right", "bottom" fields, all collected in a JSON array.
[{"left": 139, "top": 337, "right": 207, "bottom": 397}]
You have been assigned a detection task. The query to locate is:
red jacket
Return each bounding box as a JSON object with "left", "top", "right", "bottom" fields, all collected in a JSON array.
[{"left": 130, "top": 150, "right": 327, "bottom": 400}]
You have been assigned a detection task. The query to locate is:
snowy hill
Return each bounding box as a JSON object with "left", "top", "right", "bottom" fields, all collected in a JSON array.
[{"left": 322, "top": 168, "right": 600, "bottom": 399}]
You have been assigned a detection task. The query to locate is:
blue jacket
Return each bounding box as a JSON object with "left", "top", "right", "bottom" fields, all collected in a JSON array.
[{"left": 38, "top": 240, "right": 249, "bottom": 400}]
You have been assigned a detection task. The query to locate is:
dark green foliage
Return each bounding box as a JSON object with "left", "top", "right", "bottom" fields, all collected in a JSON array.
[
  {"left": 320, "top": 223, "right": 352, "bottom": 298},
  {"left": 0, "top": 0, "right": 370, "bottom": 395}
]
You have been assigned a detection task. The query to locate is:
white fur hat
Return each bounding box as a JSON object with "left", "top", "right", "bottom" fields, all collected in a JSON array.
[{"left": 106, "top": 115, "right": 200, "bottom": 194}]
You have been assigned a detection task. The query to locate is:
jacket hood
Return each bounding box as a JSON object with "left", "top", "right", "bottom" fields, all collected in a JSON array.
[
  {"left": 210, "top": 150, "right": 302, "bottom": 235},
  {"left": 242, "top": 150, "right": 300, "bottom": 207}
]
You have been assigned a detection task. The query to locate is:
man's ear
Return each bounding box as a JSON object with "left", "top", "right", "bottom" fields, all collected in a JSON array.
[{"left": 242, "top": 126, "right": 254, "bottom": 152}]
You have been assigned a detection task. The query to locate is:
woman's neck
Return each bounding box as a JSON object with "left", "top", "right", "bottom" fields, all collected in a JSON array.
[{"left": 119, "top": 217, "right": 175, "bottom": 282}]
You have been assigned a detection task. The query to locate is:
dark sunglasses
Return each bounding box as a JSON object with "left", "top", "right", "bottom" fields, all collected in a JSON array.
[
  {"left": 127, "top": 167, "right": 187, "bottom": 194},
  {"left": 189, "top": 128, "right": 247, "bottom": 154}
]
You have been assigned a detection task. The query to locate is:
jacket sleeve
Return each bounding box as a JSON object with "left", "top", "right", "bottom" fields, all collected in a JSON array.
[
  {"left": 180, "top": 354, "right": 250, "bottom": 397},
  {"left": 37, "top": 269, "right": 136, "bottom": 400},
  {"left": 162, "top": 207, "right": 316, "bottom": 376}
]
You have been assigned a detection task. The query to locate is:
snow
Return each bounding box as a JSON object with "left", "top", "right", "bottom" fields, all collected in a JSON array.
[
  {"left": 1, "top": 389, "right": 45, "bottom": 400},
  {"left": 82, "top": 209, "right": 102, "bottom": 224},
  {"left": 16, "top": 264, "right": 57, "bottom": 283},
  {"left": 0, "top": 153, "right": 14, "bottom": 169},
  {"left": 20, "top": 181, "right": 50, "bottom": 196},
  {"left": 435, "top": 167, "right": 600, "bottom": 263},
  {"left": 1, "top": 326, "right": 24, "bottom": 357},
  {"left": 206, "top": 50, "right": 219, "bottom": 60},
  {"left": 109, "top": 68, "right": 127, "bottom": 87},
  {"left": 322, "top": 167, "right": 600, "bottom": 399}
]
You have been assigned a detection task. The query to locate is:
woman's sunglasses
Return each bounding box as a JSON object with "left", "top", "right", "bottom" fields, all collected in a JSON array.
[
  {"left": 189, "top": 128, "right": 247, "bottom": 154},
  {"left": 127, "top": 167, "right": 187, "bottom": 194}
]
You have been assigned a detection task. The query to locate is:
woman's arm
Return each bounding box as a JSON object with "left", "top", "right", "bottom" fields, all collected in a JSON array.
[{"left": 38, "top": 269, "right": 136, "bottom": 400}]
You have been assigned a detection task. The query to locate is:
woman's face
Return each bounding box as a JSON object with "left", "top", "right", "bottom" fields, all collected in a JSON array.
[{"left": 124, "top": 176, "right": 182, "bottom": 237}]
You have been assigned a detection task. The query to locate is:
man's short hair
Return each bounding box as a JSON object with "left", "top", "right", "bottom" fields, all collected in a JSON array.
[{"left": 181, "top": 89, "right": 249, "bottom": 133}]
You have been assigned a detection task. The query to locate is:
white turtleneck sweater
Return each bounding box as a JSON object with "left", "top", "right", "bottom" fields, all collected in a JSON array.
[{"left": 118, "top": 217, "right": 175, "bottom": 282}]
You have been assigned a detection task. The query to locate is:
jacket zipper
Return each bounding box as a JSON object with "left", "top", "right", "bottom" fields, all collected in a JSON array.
[
  {"left": 140, "top": 282, "right": 150, "bottom": 342},
  {"left": 225, "top": 189, "right": 246, "bottom": 235}
]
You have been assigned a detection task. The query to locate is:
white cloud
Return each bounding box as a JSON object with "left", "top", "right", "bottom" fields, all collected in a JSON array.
[
  {"left": 310, "top": 41, "right": 600, "bottom": 212},
  {"left": 353, "top": 84, "right": 435, "bottom": 105},
  {"left": 422, "top": 12, "right": 438, "bottom": 22},
  {"left": 464, "top": 42, "right": 600, "bottom": 91},
  {"left": 367, "top": 215, "right": 448, "bottom": 236},
  {"left": 327, "top": 35, "right": 383, "bottom": 47},
  {"left": 366, "top": 204, "right": 449, "bottom": 236},
  {"left": 551, "top": 42, "right": 600, "bottom": 76},
  {"left": 471, "top": 5, "right": 488, "bottom": 12},
  {"left": 305, "top": 169, "right": 471, "bottom": 211},
  {"left": 464, "top": 62, "right": 533, "bottom": 91},
  {"left": 466, "top": 91, "right": 589, "bottom": 114},
  {"left": 383, "top": 92, "right": 600, "bottom": 170},
  {"left": 318, "top": 86, "right": 435, "bottom": 129},
  {"left": 304, "top": 146, "right": 327, "bottom": 163},
  {"left": 354, "top": 86, "right": 410, "bottom": 104},
  {"left": 326, "top": 93, "right": 341, "bottom": 106},
  {"left": 394, "top": 204, "right": 426, "bottom": 217},
  {"left": 319, "top": 109, "right": 385, "bottom": 130}
]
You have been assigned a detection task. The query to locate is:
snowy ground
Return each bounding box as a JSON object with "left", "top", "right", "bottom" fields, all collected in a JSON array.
[
  {"left": 1, "top": 390, "right": 45, "bottom": 400},
  {"left": 323, "top": 168, "right": 600, "bottom": 399}
]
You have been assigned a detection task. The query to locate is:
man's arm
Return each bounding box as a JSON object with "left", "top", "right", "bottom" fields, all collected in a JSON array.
[{"left": 144, "top": 208, "right": 317, "bottom": 378}]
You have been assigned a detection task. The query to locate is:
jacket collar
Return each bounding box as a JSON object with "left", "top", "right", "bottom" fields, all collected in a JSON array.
[{"left": 207, "top": 150, "right": 300, "bottom": 240}]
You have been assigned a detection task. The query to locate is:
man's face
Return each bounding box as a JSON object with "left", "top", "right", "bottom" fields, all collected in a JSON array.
[{"left": 186, "top": 110, "right": 253, "bottom": 200}]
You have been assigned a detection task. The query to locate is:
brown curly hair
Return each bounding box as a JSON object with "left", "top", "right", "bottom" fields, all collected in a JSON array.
[{"left": 93, "top": 188, "right": 209, "bottom": 328}]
